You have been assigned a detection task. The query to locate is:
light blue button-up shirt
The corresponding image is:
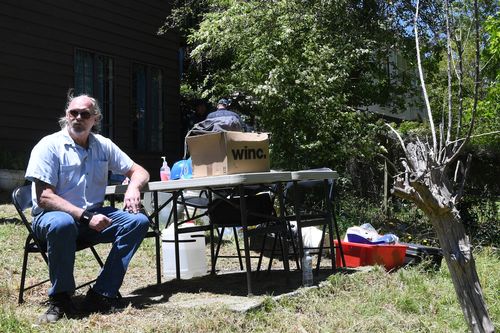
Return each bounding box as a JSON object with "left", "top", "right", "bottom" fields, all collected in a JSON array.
[{"left": 25, "top": 129, "right": 134, "bottom": 216}]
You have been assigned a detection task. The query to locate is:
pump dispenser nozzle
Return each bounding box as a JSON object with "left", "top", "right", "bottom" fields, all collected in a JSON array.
[{"left": 160, "top": 156, "right": 170, "bottom": 181}]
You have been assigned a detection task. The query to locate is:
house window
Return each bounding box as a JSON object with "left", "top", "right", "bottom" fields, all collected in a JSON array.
[
  {"left": 74, "top": 49, "right": 114, "bottom": 138},
  {"left": 132, "top": 64, "right": 165, "bottom": 152}
]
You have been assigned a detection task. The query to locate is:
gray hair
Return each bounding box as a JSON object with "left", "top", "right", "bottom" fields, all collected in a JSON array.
[{"left": 58, "top": 91, "right": 103, "bottom": 133}]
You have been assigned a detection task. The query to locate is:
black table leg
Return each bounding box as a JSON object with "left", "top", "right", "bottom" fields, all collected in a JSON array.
[
  {"left": 293, "top": 180, "right": 304, "bottom": 270},
  {"left": 329, "top": 181, "right": 346, "bottom": 267},
  {"left": 173, "top": 191, "right": 181, "bottom": 280},
  {"left": 153, "top": 191, "right": 162, "bottom": 284},
  {"left": 277, "top": 182, "right": 290, "bottom": 275},
  {"left": 239, "top": 184, "right": 253, "bottom": 296}
]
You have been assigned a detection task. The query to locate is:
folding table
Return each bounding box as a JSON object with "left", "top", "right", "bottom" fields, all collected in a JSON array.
[{"left": 106, "top": 171, "right": 293, "bottom": 296}]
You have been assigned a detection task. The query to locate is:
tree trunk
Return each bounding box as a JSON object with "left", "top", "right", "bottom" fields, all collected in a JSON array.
[{"left": 430, "top": 210, "right": 495, "bottom": 333}]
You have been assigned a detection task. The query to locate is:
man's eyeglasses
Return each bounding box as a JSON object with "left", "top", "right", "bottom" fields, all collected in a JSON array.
[{"left": 68, "top": 109, "right": 94, "bottom": 119}]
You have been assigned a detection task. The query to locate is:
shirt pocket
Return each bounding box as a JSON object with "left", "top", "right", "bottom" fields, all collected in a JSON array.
[
  {"left": 59, "top": 164, "right": 81, "bottom": 189},
  {"left": 93, "top": 160, "right": 109, "bottom": 188}
]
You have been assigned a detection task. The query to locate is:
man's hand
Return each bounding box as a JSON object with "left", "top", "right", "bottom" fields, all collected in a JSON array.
[
  {"left": 123, "top": 187, "right": 141, "bottom": 213},
  {"left": 123, "top": 163, "right": 149, "bottom": 214},
  {"left": 88, "top": 214, "right": 112, "bottom": 232}
]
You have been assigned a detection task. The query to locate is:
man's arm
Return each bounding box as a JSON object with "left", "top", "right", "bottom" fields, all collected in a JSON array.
[
  {"left": 35, "top": 180, "right": 84, "bottom": 220},
  {"left": 123, "top": 163, "right": 150, "bottom": 213},
  {"left": 35, "top": 180, "right": 112, "bottom": 232}
]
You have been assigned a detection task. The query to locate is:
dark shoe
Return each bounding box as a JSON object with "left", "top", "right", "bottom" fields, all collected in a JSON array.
[
  {"left": 37, "top": 292, "right": 76, "bottom": 324},
  {"left": 82, "top": 288, "right": 123, "bottom": 314}
]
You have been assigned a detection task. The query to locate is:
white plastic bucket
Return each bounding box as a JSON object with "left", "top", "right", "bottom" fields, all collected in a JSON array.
[{"left": 161, "top": 223, "right": 207, "bottom": 279}]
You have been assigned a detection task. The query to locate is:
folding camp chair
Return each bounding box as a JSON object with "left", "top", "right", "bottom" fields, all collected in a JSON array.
[
  {"left": 12, "top": 184, "right": 105, "bottom": 304},
  {"left": 207, "top": 187, "right": 290, "bottom": 288},
  {"left": 280, "top": 177, "right": 345, "bottom": 274}
]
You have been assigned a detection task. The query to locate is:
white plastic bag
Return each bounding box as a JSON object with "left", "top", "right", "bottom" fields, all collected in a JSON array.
[
  {"left": 290, "top": 221, "right": 323, "bottom": 248},
  {"left": 345, "top": 223, "right": 399, "bottom": 244}
]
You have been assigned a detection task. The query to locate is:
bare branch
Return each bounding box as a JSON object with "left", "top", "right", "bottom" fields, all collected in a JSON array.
[
  {"left": 414, "top": 0, "right": 438, "bottom": 155},
  {"left": 454, "top": 36, "right": 464, "bottom": 149},
  {"left": 453, "top": 160, "right": 461, "bottom": 183},
  {"left": 439, "top": 122, "right": 444, "bottom": 163},
  {"left": 480, "top": 55, "right": 494, "bottom": 72},
  {"left": 446, "top": 0, "right": 480, "bottom": 165},
  {"left": 451, "top": 38, "right": 460, "bottom": 81},
  {"left": 445, "top": 0, "right": 453, "bottom": 144},
  {"left": 376, "top": 153, "right": 399, "bottom": 173},
  {"left": 386, "top": 123, "right": 408, "bottom": 156},
  {"left": 448, "top": 130, "right": 500, "bottom": 145}
]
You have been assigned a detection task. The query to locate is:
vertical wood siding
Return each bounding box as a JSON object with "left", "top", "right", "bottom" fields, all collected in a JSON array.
[{"left": 0, "top": 0, "right": 180, "bottom": 175}]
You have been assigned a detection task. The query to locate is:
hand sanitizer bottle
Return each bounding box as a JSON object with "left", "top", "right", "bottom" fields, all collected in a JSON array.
[{"left": 160, "top": 156, "right": 170, "bottom": 181}]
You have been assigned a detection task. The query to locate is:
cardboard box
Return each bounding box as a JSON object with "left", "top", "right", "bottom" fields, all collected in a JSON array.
[
  {"left": 186, "top": 131, "right": 270, "bottom": 177},
  {"left": 334, "top": 240, "right": 407, "bottom": 271}
]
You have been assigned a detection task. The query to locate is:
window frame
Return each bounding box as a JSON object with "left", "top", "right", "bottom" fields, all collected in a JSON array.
[
  {"left": 131, "top": 62, "right": 166, "bottom": 153},
  {"left": 74, "top": 48, "right": 115, "bottom": 139}
]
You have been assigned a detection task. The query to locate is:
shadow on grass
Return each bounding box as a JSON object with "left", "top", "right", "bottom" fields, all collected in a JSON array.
[
  {"left": 120, "top": 267, "right": 353, "bottom": 310},
  {"left": 0, "top": 218, "right": 21, "bottom": 224}
]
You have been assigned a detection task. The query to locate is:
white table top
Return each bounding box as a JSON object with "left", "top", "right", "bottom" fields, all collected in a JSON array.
[
  {"left": 105, "top": 171, "right": 293, "bottom": 195},
  {"left": 290, "top": 168, "right": 339, "bottom": 181},
  {"left": 105, "top": 169, "right": 340, "bottom": 195}
]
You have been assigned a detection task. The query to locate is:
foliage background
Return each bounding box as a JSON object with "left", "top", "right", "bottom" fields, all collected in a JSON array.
[{"left": 162, "top": 0, "right": 499, "bottom": 247}]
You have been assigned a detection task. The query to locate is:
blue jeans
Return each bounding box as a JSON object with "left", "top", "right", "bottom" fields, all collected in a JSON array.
[{"left": 33, "top": 207, "right": 150, "bottom": 298}]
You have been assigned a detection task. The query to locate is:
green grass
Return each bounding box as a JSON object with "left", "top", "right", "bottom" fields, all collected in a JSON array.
[{"left": 0, "top": 202, "right": 499, "bottom": 332}]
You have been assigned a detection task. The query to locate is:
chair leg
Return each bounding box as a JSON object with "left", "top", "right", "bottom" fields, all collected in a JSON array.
[
  {"left": 332, "top": 205, "right": 346, "bottom": 267},
  {"left": 232, "top": 227, "right": 244, "bottom": 271},
  {"left": 267, "top": 234, "right": 279, "bottom": 272},
  {"left": 18, "top": 246, "right": 30, "bottom": 304},
  {"left": 278, "top": 234, "right": 288, "bottom": 271},
  {"left": 256, "top": 224, "right": 272, "bottom": 273},
  {"left": 286, "top": 221, "right": 300, "bottom": 269},
  {"left": 327, "top": 179, "right": 345, "bottom": 268},
  {"left": 210, "top": 225, "right": 216, "bottom": 275},
  {"left": 213, "top": 227, "right": 225, "bottom": 270},
  {"left": 256, "top": 237, "right": 263, "bottom": 272},
  {"left": 327, "top": 215, "right": 336, "bottom": 270},
  {"left": 89, "top": 246, "right": 104, "bottom": 267},
  {"left": 315, "top": 224, "right": 328, "bottom": 273}
]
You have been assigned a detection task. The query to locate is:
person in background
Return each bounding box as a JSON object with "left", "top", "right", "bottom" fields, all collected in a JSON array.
[
  {"left": 207, "top": 98, "right": 247, "bottom": 131},
  {"left": 25, "top": 93, "right": 150, "bottom": 324},
  {"left": 207, "top": 98, "right": 238, "bottom": 119}
]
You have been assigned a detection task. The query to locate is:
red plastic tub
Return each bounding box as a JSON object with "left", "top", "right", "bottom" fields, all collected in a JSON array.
[{"left": 335, "top": 240, "right": 407, "bottom": 271}]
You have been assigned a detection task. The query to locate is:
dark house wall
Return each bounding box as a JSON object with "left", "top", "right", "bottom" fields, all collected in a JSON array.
[{"left": 0, "top": 0, "right": 181, "bottom": 178}]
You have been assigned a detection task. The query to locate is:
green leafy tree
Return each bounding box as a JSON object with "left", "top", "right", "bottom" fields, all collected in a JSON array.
[
  {"left": 164, "top": 0, "right": 420, "bottom": 171},
  {"left": 474, "top": 11, "right": 500, "bottom": 148}
]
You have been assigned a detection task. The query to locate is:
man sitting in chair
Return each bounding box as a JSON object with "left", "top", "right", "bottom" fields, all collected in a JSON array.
[{"left": 25, "top": 93, "right": 150, "bottom": 323}]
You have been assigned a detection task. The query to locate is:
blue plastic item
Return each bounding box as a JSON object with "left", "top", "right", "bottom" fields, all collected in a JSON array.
[
  {"left": 347, "top": 233, "right": 398, "bottom": 245},
  {"left": 347, "top": 233, "right": 386, "bottom": 245},
  {"left": 170, "top": 158, "right": 193, "bottom": 180}
]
